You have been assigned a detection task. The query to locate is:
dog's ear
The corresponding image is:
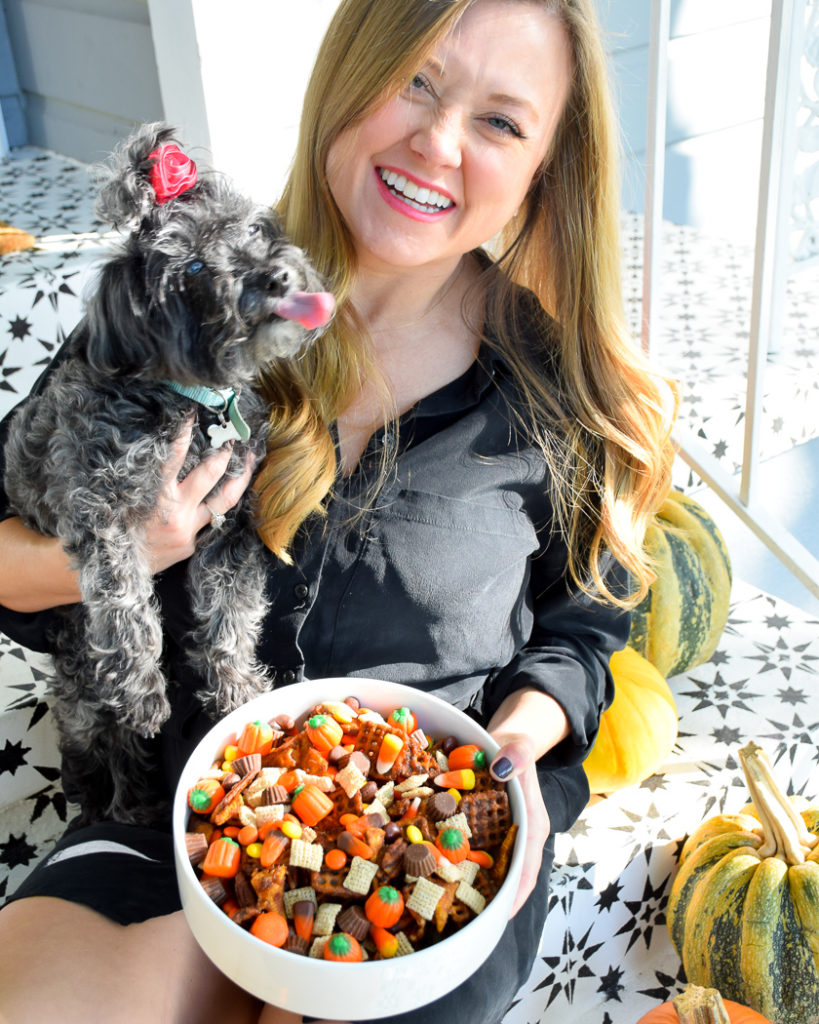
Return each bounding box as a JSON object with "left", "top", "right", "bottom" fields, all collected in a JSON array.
[
  {"left": 93, "top": 122, "right": 198, "bottom": 231},
  {"left": 83, "top": 251, "right": 159, "bottom": 376}
]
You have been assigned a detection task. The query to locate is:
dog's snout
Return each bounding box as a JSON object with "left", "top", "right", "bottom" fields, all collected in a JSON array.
[{"left": 268, "top": 267, "right": 291, "bottom": 296}]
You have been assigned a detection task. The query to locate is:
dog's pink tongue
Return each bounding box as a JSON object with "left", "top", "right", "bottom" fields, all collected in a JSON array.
[{"left": 273, "top": 291, "right": 335, "bottom": 330}]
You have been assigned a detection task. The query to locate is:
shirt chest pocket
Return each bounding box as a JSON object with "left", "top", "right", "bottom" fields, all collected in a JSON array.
[{"left": 336, "top": 488, "right": 540, "bottom": 677}]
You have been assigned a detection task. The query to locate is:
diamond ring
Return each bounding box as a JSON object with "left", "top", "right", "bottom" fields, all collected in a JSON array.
[{"left": 204, "top": 500, "right": 226, "bottom": 530}]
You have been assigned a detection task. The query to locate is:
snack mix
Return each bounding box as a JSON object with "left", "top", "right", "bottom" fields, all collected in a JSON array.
[{"left": 185, "top": 697, "right": 518, "bottom": 961}]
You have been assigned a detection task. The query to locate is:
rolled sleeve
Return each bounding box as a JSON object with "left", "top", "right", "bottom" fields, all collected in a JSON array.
[{"left": 481, "top": 539, "right": 631, "bottom": 832}]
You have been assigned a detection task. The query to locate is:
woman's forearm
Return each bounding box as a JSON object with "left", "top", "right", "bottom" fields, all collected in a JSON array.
[
  {"left": 486, "top": 686, "right": 570, "bottom": 760},
  {"left": 0, "top": 517, "right": 81, "bottom": 612}
]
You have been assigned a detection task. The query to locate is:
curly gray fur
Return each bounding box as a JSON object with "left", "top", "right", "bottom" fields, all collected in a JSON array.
[{"left": 3, "top": 122, "right": 331, "bottom": 825}]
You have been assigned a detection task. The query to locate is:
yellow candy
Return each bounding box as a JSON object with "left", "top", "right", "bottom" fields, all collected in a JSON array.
[
  {"left": 447, "top": 788, "right": 462, "bottom": 805},
  {"left": 281, "top": 819, "right": 303, "bottom": 840},
  {"left": 245, "top": 842, "right": 263, "bottom": 859},
  {"left": 405, "top": 825, "right": 424, "bottom": 844},
  {"left": 224, "top": 744, "right": 240, "bottom": 762},
  {"left": 221, "top": 760, "right": 234, "bottom": 772}
]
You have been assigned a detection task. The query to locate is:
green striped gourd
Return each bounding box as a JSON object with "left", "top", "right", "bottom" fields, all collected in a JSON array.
[
  {"left": 667, "top": 742, "right": 819, "bottom": 1024},
  {"left": 629, "top": 489, "right": 731, "bottom": 677}
]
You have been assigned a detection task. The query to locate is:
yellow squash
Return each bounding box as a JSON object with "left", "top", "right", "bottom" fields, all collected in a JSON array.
[{"left": 583, "top": 646, "right": 678, "bottom": 794}]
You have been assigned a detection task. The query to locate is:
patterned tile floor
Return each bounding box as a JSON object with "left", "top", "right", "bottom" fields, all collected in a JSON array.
[{"left": 1, "top": 144, "right": 818, "bottom": 1022}]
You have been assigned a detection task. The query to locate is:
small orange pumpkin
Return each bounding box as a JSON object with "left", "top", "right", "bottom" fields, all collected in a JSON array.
[
  {"left": 364, "top": 885, "right": 404, "bottom": 928},
  {"left": 290, "top": 783, "right": 334, "bottom": 826},
  {"left": 304, "top": 713, "right": 343, "bottom": 753},
  {"left": 448, "top": 744, "right": 487, "bottom": 771},
  {"left": 323, "top": 932, "right": 363, "bottom": 962},
  {"left": 387, "top": 706, "right": 418, "bottom": 734},
  {"left": 187, "top": 777, "right": 225, "bottom": 815}
]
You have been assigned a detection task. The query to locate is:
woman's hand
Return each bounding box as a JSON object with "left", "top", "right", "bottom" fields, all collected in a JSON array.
[
  {"left": 144, "top": 420, "right": 256, "bottom": 575},
  {"left": 486, "top": 686, "right": 568, "bottom": 917},
  {"left": 488, "top": 732, "right": 551, "bottom": 917}
]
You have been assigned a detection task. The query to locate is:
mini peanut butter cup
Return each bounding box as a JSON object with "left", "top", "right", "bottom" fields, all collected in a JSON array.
[
  {"left": 336, "top": 904, "right": 370, "bottom": 941},
  {"left": 403, "top": 842, "right": 436, "bottom": 878},
  {"left": 426, "top": 791, "right": 457, "bottom": 822}
]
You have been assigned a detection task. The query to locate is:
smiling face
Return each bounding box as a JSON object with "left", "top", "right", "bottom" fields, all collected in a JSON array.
[{"left": 325, "top": 0, "right": 573, "bottom": 279}]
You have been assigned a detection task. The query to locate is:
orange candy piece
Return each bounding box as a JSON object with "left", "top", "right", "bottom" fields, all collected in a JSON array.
[
  {"left": 323, "top": 932, "right": 363, "bottom": 962},
  {"left": 376, "top": 733, "right": 404, "bottom": 774},
  {"left": 304, "top": 714, "right": 344, "bottom": 754},
  {"left": 337, "top": 830, "right": 374, "bottom": 860},
  {"left": 237, "top": 720, "right": 275, "bottom": 757},
  {"left": 291, "top": 783, "right": 334, "bottom": 826},
  {"left": 433, "top": 768, "right": 476, "bottom": 790},
  {"left": 201, "top": 836, "right": 241, "bottom": 878},
  {"left": 324, "top": 848, "right": 348, "bottom": 871},
  {"left": 293, "top": 899, "right": 316, "bottom": 942},
  {"left": 370, "top": 924, "right": 399, "bottom": 958},
  {"left": 250, "top": 911, "right": 289, "bottom": 947},
  {"left": 260, "top": 832, "right": 289, "bottom": 868},
  {"left": 447, "top": 744, "right": 487, "bottom": 771},
  {"left": 435, "top": 826, "right": 470, "bottom": 864}
]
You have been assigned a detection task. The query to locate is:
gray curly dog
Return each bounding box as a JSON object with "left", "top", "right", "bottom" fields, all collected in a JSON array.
[{"left": 3, "top": 122, "right": 334, "bottom": 825}]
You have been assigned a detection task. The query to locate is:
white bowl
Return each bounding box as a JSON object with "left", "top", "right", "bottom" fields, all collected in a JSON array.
[{"left": 173, "top": 677, "right": 526, "bottom": 1020}]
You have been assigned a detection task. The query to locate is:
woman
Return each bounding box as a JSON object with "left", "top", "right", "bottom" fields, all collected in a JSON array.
[{"left": 0, "top": 1, "right": 676, "bottom": 1021}]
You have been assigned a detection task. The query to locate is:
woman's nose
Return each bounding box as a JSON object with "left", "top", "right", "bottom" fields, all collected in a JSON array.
[{"left": 410, "top": 107, "right": 463, "bottom": 168}]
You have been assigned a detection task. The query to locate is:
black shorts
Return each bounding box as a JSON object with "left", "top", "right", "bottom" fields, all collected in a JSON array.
[
  {"left": 2, "top": 820, "right": 182, "bottom": 925},
  {"left": 4, "top": 821, "right": 554, "bottom": 1024}
]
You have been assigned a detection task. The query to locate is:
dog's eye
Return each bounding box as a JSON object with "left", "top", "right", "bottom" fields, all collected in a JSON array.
[
  {"left": 186, "top": 259, "right": 205, "bottom": 276},
  {"left": 248, "top": 223, "right": 260, "bottom": 236}
]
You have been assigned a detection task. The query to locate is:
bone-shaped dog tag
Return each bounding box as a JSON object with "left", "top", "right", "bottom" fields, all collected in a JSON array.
[{"left": 207, "top": 420, "right": 242, "bottom": 449}]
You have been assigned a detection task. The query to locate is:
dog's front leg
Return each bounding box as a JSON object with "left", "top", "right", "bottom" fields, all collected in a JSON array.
[
  {"left": 186, "top": 507, "right": 272, "bottom": 717},
  {"left": 72, "top": 529, "right": 171, "bottom": 738}
]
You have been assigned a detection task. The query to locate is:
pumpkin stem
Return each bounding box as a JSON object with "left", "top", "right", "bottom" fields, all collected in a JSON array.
[
  {"left": 738, "top": 741, "right": 817, "bottom": 864},
  {"left": 671, "top": 984, "right": 732, "bottom": 1023}
]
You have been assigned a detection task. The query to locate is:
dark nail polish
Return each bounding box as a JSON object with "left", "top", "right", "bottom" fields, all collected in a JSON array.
[{"left": 492, "top": 756, "right": 513, "bottom": 780}]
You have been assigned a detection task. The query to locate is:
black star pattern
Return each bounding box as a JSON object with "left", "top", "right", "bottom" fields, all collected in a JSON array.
[
  {"left": 614, "top": 863, "right": 671, "bottom": 954},
  {"left": 677, "top": 670, "right": 763, "bottom": 719},
  {"left": 7, "top": 314, "right": 32, "bottom": 341},
  {"left": 0, "top": 738, "right": 31, "bottom": 776},
  {"left": 0, "top": 832, "right": 38, "bottom": 870}
]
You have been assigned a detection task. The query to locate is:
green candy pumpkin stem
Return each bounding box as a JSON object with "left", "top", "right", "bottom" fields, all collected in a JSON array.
[{"left": 739, "top": 741, "right": 818, "bottom": 863}]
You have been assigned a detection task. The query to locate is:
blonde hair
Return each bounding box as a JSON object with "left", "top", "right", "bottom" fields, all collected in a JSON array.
[{"left": 258, "top": 0, "right": 677, "bottom": 605}]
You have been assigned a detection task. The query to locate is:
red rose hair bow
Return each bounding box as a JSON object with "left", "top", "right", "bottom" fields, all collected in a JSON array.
[{"left": 148, "top": 144, "right": 198, "bottom": 204}]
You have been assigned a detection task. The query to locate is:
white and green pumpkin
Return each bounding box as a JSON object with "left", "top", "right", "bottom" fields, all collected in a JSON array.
[
  {"left": 629, "top": 490, "right": 732, "bottom": 678},
  {"left": 667, "top": 742, "right": 819, "bottom": 1024}
]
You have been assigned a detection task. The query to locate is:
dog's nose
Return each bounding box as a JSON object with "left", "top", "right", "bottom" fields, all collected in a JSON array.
[{"left": 268, "top": 267, "right": 291, "bottom": 296}]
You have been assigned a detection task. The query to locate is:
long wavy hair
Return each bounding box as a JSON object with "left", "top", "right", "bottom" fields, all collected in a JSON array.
[{"left": 257, "top": 0, "right": 677, "bottom": 605}]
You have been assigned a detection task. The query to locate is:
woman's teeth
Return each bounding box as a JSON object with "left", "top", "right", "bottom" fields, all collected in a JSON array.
[{"left": 379, "top": 169, "right": 453, "bottom": 211}]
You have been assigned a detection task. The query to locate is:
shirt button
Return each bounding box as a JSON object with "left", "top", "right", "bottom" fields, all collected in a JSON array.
[
  {"left": 294, "top": 583, "right": 309, "bottom": 601},
  {"left": 282, "top": 669, "right": 297, "bottom": 684}
]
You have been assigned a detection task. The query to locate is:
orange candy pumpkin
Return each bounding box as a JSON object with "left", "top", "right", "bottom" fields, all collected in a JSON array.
[
  {"left": 305, "top": 714, "right": 343, "bottom": 754},
  {"left": 323, "top": 932, "right": 363, "bottom": 962}
]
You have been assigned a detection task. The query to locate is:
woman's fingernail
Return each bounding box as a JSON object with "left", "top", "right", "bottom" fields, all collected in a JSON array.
[{"left": 492, "top": 757, "right": 513, "bottom": 780}]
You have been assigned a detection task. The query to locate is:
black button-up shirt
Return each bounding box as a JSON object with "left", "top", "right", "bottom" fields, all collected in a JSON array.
[{"left": 0, "top": 323, "right": 630, "bottom": 833}]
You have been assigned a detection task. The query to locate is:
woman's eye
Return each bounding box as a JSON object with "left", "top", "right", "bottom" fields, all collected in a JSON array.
[
  {"left": 486, "top": 114, "right": 525, "bottom": 139},
  {"left": 186, "top": 259, "right": 205, "bottom": 276},
  {"left": 409, "top": 73, "right": 432, "bottom": 94}
]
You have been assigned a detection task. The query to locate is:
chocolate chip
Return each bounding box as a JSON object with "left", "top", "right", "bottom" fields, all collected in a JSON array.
[
  {"left": 360, "top": 781, "right": 378, "bottom": 803},
  {"left": 384, "top": 822, "right": 403, "bottom": 844}
]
